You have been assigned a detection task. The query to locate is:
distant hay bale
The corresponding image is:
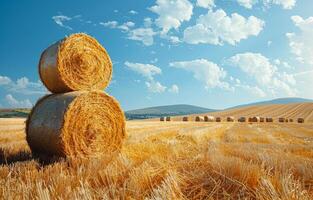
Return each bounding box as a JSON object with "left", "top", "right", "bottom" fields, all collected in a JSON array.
[
  {"left": 298, "top": 118, "right": 304, "bottom": 123},
  {"left": 227, "top": 116, "right": 235, "bottom": 122},
  {"left": 166, "top": 117, "right": 171, "bottom": 121},
  {"left": 238, "top": 117, "right": 246, "bottom": 122},
  {"left": 195, "top": 116, "right": 204, "bottom": 122},
  {"left": 266, "top": 117, "right": 273, "bottom": 122},
  {"left": 285, "top": 119, "right": 289, "bottom": 123},
  {"left": 216, "top": 117, "right": 221, "bottom": 122},
  {"left": 160, "top": 117, "right": 165, "bottom": 121},
  {"left": 39, "top": 33, "right": 112, "bottom": 93},
  {"left": 279, "top": 117, "right": 285, "bottom": 123},
  {"left": 204, "top": 115, "right": 215, "bottom": 122},
  {"left": 260, "top": 117, "right": 265, "bottom": 122},
  {"left": 26, "top": 91, "right": 125, "bottom": 158},
  {"left": 182, "top": 116, "right": 189, "bottom": 121},
  {"left": 289, "top": 119, "right": 294, "bottom": 123},
  {"left": 250, "top": 117, "right": 260, "bottom": 123}
]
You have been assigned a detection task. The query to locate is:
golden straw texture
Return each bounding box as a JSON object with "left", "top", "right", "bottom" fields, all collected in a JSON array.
[
  {"left": 39, "top": 33, "right": 112, "bottom": 93},
  {"left": 26, "top": 91, "right": 125, "bottom": 158}
]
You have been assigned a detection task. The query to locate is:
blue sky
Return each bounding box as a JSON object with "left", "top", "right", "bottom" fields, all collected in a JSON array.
[{"left": 1, "top": 0, "right": 313, "bottom": 110}]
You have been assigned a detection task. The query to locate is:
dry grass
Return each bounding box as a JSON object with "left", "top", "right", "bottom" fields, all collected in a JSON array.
[{"left": 1, "top": 119, "right": 313, "bottom": 199}]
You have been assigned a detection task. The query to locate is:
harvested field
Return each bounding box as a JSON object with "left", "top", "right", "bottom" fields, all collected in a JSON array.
[{"left": 1, "top": 118, "right": 313, "bottom": 199}]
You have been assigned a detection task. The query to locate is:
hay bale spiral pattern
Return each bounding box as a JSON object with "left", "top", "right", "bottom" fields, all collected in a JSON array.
[{"left": 39, "top": 33, "right": 112, "bottom": 93}]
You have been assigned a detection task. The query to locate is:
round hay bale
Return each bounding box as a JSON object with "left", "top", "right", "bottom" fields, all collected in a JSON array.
[
  {"left": 298, "top": 118, "right": 305, "bottom": 123},
  {"left": 166, "top": 117, "right": 171, "bottom": 121},
  {"left": 204, "top": 116, "right": 215, "bottom": 122},
  {"left": 39, "top": 33, "right": 112, "bottom": 93},
  {"left": 160, "top": 117, "right": 165, "bottom": 121},
  {"left": 279, "top": 117, "right": 285, "bottom": 123},
  {"left": 260, "top": 117, "right": 265, "bottom": 122},
  {"left": 266, "top": 117, "right": 273, "bottom": 122},
  {"left": 227, "top": 116, "right": 235, "bottom": 122},
  {"left": 238, "top": 117, "right": 246, "bottom": 122},
  {"left": 195, "top": 116, "right": 204, "bottom": 122},
  {"left": 216, "top": 117, "right": 222, "bottom": 122},
  {"left": 289, "top": 119, "right": 294, "bottom": 123},
  {"left": 182, "top": 116, "right": 189, "bottom": 122},
  {"left": 26, "top": 91, "right": 125, "bottom": 158}
]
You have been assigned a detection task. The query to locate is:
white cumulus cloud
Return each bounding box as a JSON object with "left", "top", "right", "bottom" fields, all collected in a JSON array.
[
  {"left": 196, "top": 0, "right": 215, "bottom": 8},
  {"left": 287, "top": 16, "right": 313, "bottom": 66},
  {"left": 183, "top": 9, "right": 264, "bottom": 45},
  {"left": 170, "top": 59, "right": 231, "bottom": 90},
  {"left": 228, "top": 52, "right": 296, "bottom": 96},
  {"left": 168, "top": 84, "right": 179, "bottom": 93},
  {"left": 145, "top": 81, "right": 167, "bottom": 93},
  {"left": 236, "top": 0, "right": 296, "bottom": 9},
  {"left": 149, "top": 0, "right": 193, "bottom": 34},
  {"left": 128, "top": 28, "right": 156, "bottom": 46},
  {"left": 125, "top": 62, "right": 161, "bottom": 80},
  {"left": 5, "top": 94, "right": 32, "bottom": 108}
]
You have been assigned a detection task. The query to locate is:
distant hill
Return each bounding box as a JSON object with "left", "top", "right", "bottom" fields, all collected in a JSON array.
[
  {"left": 0, "top": 109, "right": 30, "bottom": 118},
  {"left": 125, "top": 104, "right": 215, "bottom": 120},
  {"left": 228, "top": 97, "right": 313, "bottom": 109}
]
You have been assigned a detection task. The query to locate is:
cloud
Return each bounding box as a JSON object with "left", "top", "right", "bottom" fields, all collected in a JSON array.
[
  {"left": 52, "top": 15, "right": 72, "bottom": 30},
  {"left": 266, "top": 0, "right": 296, "bottom": 9},
  {"left": 228, "top": 52, "right": 296, "bottom": 96},
  {"left": 287, "top": 16, "right": 313, "bottom": 66},
  {"left": 145, "top": 81, "right": 167, "bottom": 93},
  {"left": 5, "top": 94, "right": 32, "bottom": 108},
  {"left": 236, "top": 0, "right": 258, "bottom": 9},
  {"left": 0, "top": 76, "right": 46, "bottom": 95},
  {"left": 127, "top": 28, "right": 156, "bottom": 46},
  {"left": 124, "top": 62, "right": 161, "bottom": 80},
  {"left": 144, "top": 18, "right": 153, "bottom": 28},
  {"left": 129, "top": 10, "right": 138, "bottom": 15},
  {"left": 0, "top": 75, "right": 12, "bottom": 85},
  {"left": 149, "top": 0, "right": 193, "bottom": 34},
  {"left": 196, "top": 0, "right": 215, "bottom": 8},
  {"left": 168, "top": 84, "right": 179, "bottom": 93},
  {"left": 100, "top": 21, "right": 135, "bottom": 32},
  {"left": 170, "top": 59, "right": 231, "bottom": 90},
  {"left": 183, "top": 9, "right": 264, "bottom": 45},
  {"left": 236, "top": 0, "right": 296, "bottom": 9}
]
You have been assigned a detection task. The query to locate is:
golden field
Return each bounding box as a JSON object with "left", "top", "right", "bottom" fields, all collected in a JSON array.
[{"left": 1, "top": 113, "right": 313, "bottom": 199}]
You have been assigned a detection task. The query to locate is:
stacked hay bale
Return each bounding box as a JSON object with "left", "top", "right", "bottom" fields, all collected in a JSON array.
[{"left": 26, "top": 33, "right": 126, "bottom": 158}]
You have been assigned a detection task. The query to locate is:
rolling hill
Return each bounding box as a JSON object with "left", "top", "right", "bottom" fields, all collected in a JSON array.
[
  {"left": 228, "top": 97, "right": 313, "bottom": 109},
  {"left": 125, "top": 104, "right": 215, "bottom": 120},
  {"left": 171, "top": 102, "right": 313, "bottom": 123}
]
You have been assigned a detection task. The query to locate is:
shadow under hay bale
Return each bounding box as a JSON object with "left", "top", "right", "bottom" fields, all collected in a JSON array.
[
  {"left": 26, "top": 91, "right": 126, "bottom": 158},
  {"left": 39, "top": 33, "right": 112, "bottom": 93}
]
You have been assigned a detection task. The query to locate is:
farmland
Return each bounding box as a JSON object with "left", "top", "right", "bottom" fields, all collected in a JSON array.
[{"left": 1, "top": 117, "right": 313, "bottom": 199}]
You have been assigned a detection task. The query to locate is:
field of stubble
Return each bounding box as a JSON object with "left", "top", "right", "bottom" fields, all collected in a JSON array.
[{"left": 0, "top": 118, "right": 313, "bottom": 199}]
